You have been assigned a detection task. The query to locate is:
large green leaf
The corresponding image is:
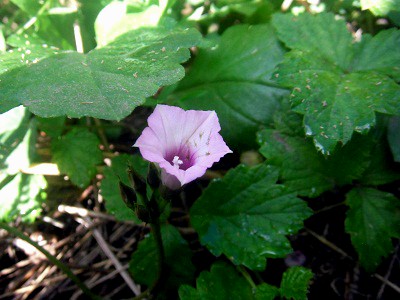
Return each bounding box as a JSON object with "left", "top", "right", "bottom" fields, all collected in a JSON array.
[
  {"left": 0, "top": 26, "right": 201, "bottom": 120},
  {"left": 129, "top": 224, "right": 195, "bottom": 288},
  {"left": 165, "top": 24, "right": 288, "bottom": 149},
  {"left": 257, "top": 127, "right": 372, "bottom": 198},
  {"left": 102, "top": 154, "right": 147, "bottom": 222},
  {"left": 190, "top": 164, "right": 312, "bottom": 270},
  {"left": 345, "top": 188, "right": 400, "bottom": 271},
  {"left": 179, "top": 261, "right": 254, "bottom": 300},
  {"left": 272, "top": 13, "right": 400, "bottom": 154},
  {"left": 51, "top": 128, "right": 103, "bottom": 188},
  {"left": 0, "top": 173, "right": 47, "bottom": 222}
]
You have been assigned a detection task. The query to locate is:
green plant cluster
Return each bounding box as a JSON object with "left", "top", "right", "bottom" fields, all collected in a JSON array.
[{"left": 1, "top": 0, "right": 399, "bottom": 299}]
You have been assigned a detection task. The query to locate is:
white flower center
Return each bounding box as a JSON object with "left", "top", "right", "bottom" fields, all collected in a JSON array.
[{"left": 172, "top": 156, "right": 183, "bottom": 169}]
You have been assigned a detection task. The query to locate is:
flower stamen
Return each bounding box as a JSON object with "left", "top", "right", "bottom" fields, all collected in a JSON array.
[{"left": 172, "top": 156, "right": 183, "bottom": 169}]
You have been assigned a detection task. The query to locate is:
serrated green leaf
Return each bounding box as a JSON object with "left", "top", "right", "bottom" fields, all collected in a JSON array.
[
  {"left": 272, "top": 12, "right": 353, "bottom": 70},
  {"left": 280, "top": 266, "right": 313, "bottom": 300},
  {"left": 353, "top": 29, "right": 400, "bottom": 80},
  {"left": 272, "top": 12, "right": 400, "bottom": 154},
  {"left": 190, "top": 164, "right": 312, "bottom": 270},
  {"left": 52, "top": 128, "right": 102, "bottom": 188},
  {"left": 254, "top": 283, "right": 279, "bottom": 300},
  {"left": 0, "top": 26, "right": 201, "bottom": 120},
  {"left": 345, "top": 188, "right": 400, "bottom": 271},
  {"left": 102, "top": 154, "right": 147, "bottom": 221},
  {"left": 165, "top": 24, "right": 288, "bottom": 149},
  {"left": 257, "top": 125, "right": 372, "bottom": 198},
  {"left": 129, "top": 224, "right": 195, "bottom": 288},
  {"left": 179, "top": 261, "right": 253, "bottom": 300},
  {"left": 276, "top": 50, "right": 400, "bottom": 154},
  {"left": 0, "top": 173, "right": 47, "bottom": 222},
  {"left": 388, "top": 116, "right": 400, "bottom": 162}
]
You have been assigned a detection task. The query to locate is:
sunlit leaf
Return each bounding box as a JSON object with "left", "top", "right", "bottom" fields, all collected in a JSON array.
[
  {"left": 95, "top": 1, "right": 163, "bottom": 47},
  {"left": 0, "top": 28, "right": 5, "bottom": 52},
  {"left": 361, "top": 0, "right": 400, "bottom": 16},
  {"left": 0, "top": 173, "right": 47, "bottom": 222},
  {"left": 0, "top": 26, "right": 201, "bottom": 120},
  {"left": 0, "top": 106, "right": 36, "bottom": 174}
]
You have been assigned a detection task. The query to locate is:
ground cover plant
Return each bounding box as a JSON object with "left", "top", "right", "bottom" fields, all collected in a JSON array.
[{"left": 0, "top": 0, "right": 400, "bottom": 299}]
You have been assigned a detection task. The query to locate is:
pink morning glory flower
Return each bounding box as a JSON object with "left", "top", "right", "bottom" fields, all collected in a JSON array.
[{"left": 134, "top": 105, "right": 232, "bottom": 190}]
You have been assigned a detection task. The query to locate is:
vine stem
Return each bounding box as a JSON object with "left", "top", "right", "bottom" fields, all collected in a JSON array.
[{"left": 0, "top": 222, "right": 100, "bottom": 300}]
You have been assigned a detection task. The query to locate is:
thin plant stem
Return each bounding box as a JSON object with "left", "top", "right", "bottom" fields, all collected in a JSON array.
[
  {"left": 0, "top": 222, "right": 100, "bottom": 300},
  {"left": 237, "top": 265, "right": 256, "bottom": 289},
  {"left": 151, "top": 220, "right": 165, "bottom": 279},
  {"left": 93, "top": 118, "right": 110, "bottom": 152}
]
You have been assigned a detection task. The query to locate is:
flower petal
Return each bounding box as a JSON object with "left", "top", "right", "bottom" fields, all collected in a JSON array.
[
  {"left": 195, "top": 134, "right": 232, "bottom": 168},
  {"left": 134, "top": 127, "right": 165, "bottom": 163},
  {"left": 133, "top": 104, "right": 231, "bottom": 190}
]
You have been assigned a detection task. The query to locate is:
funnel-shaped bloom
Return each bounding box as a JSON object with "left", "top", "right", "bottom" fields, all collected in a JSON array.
[{"left": 134, "top": 105, "right": 232, "bottom": 190}]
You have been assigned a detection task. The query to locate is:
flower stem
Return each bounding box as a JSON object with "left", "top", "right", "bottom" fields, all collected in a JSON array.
[
  {"left": 150, "top": 220, "right": 166, "bottom": 291},
  {"left": 0, "top": 222, "right": 100, "bottom": 300},
  {"left": 141, "top": 192, "right": 167, "bottom": 295}
]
